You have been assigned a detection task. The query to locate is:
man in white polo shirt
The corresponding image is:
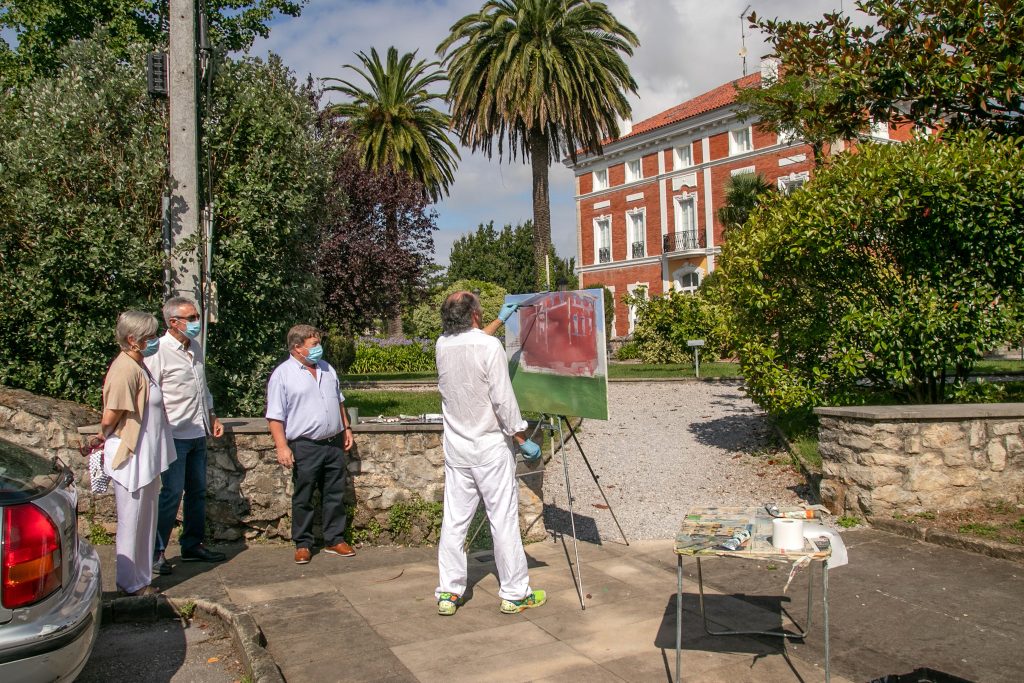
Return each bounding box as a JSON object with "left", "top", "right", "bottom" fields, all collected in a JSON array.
[
  {"left": 266, "top": 324, "right": 355, "bottom": 564},
  {"left": 145, "top": 297, "right": 226, "bottom": 574}
]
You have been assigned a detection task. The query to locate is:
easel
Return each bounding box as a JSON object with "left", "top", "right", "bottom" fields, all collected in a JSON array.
[{"left": 541, "top": 413, "right": 629, "bottom": 610}]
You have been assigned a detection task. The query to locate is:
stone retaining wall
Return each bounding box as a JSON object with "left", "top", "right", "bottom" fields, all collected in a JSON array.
[
  {"left": 816, "top": 403, "right": 1024, "bottom": 516},
  {"left": 0, "top": 386, "right": 545, "bottom": 545}
]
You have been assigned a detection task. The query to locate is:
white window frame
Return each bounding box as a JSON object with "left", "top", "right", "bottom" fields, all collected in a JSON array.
[
  {"left": 777, "top": 171, "right": 810, "bottom": 195},
  {"left": 593, "top": 215, "right": 612, "bottom": 264},
  {"left": 626, "top": 208, "right": 646, "bottom": 259},
  {"left": 592, "top": 167, "right": 608, "bottom": 192},
  {"left": 673, "top": 192, "right": 699, "bottom": 240},
  {"left": 626, "top": 283, "right": 648, "bottom": 335},
  {"left": 729, "top": 126, "right": 753, "bottom": 156},
  {"left": 870, "top": 119, "right": 890, "bottom": 140},
  {"left": 673, "top": 144, "right": 693, "bottom": 170},
  {"left": 625, "top": 158, "right": 643, "bottom": 183},
  {"left": 777, "top": 127, "right": 799, "bottom": 145},
  {"left": 730, "top": 166, "right": 756, "bottom": 177},
  {"left": 672, "top": 265, "right": 703, "bottom": 294}
]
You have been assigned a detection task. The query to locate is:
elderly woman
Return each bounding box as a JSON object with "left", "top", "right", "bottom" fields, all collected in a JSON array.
[{"left": 99, "top": 310, "right": 176, "bottom": 596}]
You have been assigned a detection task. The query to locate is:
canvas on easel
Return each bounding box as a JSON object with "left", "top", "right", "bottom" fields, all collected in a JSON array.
[{"left": 503, "top": 288, "right": 609, "bottom": 420}]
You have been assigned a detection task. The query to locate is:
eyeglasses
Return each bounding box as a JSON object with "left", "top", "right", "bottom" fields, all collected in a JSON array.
[{"left": 172, "top": 314, "right": 201, "bottom": 322}]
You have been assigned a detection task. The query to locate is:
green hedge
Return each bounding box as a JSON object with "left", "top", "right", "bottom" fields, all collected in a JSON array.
[{"left": 348, "top": 337, "right": 436, "bottom": 374}]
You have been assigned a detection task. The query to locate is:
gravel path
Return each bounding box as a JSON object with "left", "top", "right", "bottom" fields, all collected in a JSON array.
[{"left": 541, "top": 380, "right": 809, "bottom": 542}]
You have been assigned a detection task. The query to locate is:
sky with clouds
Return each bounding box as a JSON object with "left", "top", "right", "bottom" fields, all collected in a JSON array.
[{"left": 249, "top": 0, "right": 848, "bottom": 267}]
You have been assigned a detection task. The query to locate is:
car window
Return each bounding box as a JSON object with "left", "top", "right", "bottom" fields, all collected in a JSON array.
[{"left": 0, "top": 437, "right": 64, "bottom": 503}]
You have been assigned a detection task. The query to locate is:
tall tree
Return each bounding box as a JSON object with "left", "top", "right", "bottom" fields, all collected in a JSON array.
[
  {"left": 717, "top": 173, "right": 774, "bottom": 232},
  {"left": 447, "top": 220, "right": 578, "bottom": 294},
  {"left": 438, "top": 0, "right": 639, "bottom": 288},
  {"left": 315, "top": 122, "right": 438, "bottom": 337},
  {"left": 0, "top": 0, "right": 307, "bottom": 87},
  {"left": 323, "top": 46, "right": 459, "bottom": 336},
  {"left": 738, "top": 0, "right": 1024, "bottom": 152}
]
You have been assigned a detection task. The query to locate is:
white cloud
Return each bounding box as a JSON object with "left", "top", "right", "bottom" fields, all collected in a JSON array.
[{"left": 250, "top": 0, "right": 846, "bottom": 267}]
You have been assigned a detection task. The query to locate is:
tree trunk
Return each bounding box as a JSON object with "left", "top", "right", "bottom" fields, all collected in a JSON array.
[
  {"left": 385, "top": 207, "right": 403, "bottom": 337},
  {"left": 529, "top": 130, "right": 552, "bottom": 291}
]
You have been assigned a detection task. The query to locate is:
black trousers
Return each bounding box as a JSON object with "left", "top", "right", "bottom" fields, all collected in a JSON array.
[{"left": 289, "top": 436, "right": 347, "bottom": 549}]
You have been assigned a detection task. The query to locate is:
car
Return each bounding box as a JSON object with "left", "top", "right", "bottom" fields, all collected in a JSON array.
[{"left": 0, "top": 436, "right": 102, "bottom": 683}]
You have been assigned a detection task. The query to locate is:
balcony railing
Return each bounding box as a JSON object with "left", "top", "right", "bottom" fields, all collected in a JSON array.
[
  {"left": 598, "top": 246, "right": 611, "bottom": 264},
  {"left": 631, "top": 241, "right": 646, "bottom": 258},
  {"left": 663, "top": 230, "right": 703, "bottom": 253}
]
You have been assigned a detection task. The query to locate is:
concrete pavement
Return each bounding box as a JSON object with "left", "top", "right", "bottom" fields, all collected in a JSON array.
[{"left": 94, "top": 528, "right": 1023, "bottom": 682}]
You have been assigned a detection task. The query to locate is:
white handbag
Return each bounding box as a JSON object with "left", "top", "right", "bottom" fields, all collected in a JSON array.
[{"left": 87, "top": 447, "right": 111, "bottom": 494}]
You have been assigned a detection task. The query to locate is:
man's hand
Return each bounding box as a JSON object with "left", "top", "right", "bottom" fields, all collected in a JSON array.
[
  {"left": 276, "top": 446, "right": 294, "bottom": 469},
  {"left": 519, "top": 439, "right": 542, "bottom": 461},
  {"left": 497, "top": 302, "right": 520, "bottom": 322},
  {"left": 211, "top": 416, "right": 224, "bottom": 439},
  {"left": 343, "top": 427, "right": 354, "bottom": 451}
]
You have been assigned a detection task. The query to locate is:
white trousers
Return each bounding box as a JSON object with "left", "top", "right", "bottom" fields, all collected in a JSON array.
[
  {"left": 436, "top": 452, "right": 531, "bottom": 602},
  {"left": 113, "top": 475, "right": 161, "bottom": 593}
]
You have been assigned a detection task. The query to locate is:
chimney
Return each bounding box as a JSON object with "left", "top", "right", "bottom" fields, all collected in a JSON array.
[
  {"left": 760, "top": 56, "right": 781, "bottom": 85},
  {"left": 617, "top": 115, "right": 633, "bottom": 138}
]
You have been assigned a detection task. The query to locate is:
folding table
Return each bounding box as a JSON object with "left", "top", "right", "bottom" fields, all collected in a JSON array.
[{"left": 674, "top": 506, "right": 832, "bottom": 683}]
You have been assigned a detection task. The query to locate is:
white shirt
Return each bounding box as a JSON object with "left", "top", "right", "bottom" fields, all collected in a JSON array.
[
  {"left": 144, "top": 331, "right": 214, "bottom": 440},
  {"left": 265, "top": 356, "right": 345, "bottom": 441},
  {"left": 436, "top": 328, "right": 527, "bottom": 468}
]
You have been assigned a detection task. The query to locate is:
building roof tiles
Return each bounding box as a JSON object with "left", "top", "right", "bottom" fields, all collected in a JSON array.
[{"left": 618, "top": 72, "right": 760, "bottom": 143}]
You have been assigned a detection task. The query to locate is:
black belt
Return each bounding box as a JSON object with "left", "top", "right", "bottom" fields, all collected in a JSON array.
[{"left": 291, "top": 435, "right": 339, "bottom": 446}]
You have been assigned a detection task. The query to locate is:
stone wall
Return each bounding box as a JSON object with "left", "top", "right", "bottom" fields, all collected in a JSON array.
[
  {"left": 816, "top": 403, "right": 1024, "bottom": 516},
  {"left": 0, "top": 386, "right": 546, "bottom": 545}
]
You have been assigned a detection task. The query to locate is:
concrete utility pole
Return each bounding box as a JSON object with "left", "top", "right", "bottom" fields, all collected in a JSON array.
[{"left": 167, "top": 0, "right": 202, "bottom": 304}]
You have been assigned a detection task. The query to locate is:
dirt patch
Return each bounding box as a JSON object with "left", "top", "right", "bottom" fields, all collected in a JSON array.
[{"left": 893, "top": 501, "right": 1024, "bottom": 546}]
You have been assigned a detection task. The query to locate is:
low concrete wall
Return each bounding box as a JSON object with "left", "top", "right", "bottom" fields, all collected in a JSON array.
[
  {"left": 816, "top": 403, "right": 1024, "bottom": 516},
  {"left": 0, "top": 386, "right": 545, "bottom": 545}
]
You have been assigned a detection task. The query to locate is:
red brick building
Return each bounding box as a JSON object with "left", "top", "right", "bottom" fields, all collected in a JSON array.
[{"left": 564, "top": 64, "right": 911, "bottom": 338}]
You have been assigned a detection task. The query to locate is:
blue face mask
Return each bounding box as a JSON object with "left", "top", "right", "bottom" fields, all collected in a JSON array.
[
  {"left": 183, "top": 320, "right": 202, "bottom": 339},
  {"left": 304, "top": 344, "right": 323, "bottom": 365},
  {"left": 140, "top": 338, "right": 160, "bottom": 357}
]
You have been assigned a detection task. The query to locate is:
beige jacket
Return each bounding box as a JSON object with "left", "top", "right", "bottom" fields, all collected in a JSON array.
[{"left": 102, "top": 352, "right": 149, "bottom": 469}]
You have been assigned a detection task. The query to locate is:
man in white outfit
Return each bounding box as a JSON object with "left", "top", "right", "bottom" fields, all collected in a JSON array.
[{"left": 434, "top": 291, "right": 545, "bottom": 616}]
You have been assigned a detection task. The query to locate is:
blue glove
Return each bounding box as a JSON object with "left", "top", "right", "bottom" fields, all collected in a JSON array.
[
  {"left": 519, "top": 439, "right": 541, "bottom": 461},
  {"left": 498, "top": 302, "right": 519, "bottom": 322}
]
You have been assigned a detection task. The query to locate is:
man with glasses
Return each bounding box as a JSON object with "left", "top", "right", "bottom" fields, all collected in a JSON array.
[{"left": 145, "top": 296, "right": 226, "bottom": 574}]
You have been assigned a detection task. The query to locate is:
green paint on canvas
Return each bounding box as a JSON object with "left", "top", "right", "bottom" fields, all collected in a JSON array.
[{"left": 508, "top": 367, "right": 608, "bottom": 420}]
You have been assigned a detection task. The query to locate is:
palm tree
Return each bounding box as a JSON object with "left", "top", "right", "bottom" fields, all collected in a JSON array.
[
  {"left": 717, "top": 173, "right": 774, "bottom": 232},
  {"left": 438, "top": 0, "right": 639, "bottom": 288},
  {"left": 324, "top": 47, "right": 460, "bottom": 335}
]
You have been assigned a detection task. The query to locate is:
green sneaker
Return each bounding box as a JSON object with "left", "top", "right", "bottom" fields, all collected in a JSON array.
[
  {"left": 500, "top": 589, "right": 546, "bottom": 614},
  {"left": 437, "top": 592, "right": 461, "bottom": 616}
]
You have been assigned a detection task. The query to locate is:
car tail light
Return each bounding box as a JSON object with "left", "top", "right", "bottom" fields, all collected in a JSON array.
[{"left": 2, "top": 503, "right": 62, "bottom": 609}]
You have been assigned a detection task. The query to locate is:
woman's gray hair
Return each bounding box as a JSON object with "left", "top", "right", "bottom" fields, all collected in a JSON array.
[
  {"left": 286, "top": 324, "right": 320, "bottom": 352},
  {"left": 115, "top": 310, "right": 158, "bottom": 351},
  {"left": 441, "top": 291, "right": 481, "bottom": 335},
  {"left": 162, "top": 296, "right": 196, "bottom": 325}
]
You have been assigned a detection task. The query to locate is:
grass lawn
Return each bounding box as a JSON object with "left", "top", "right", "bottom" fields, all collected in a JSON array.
[
  {"left": 344, "top": 390, "right": 440, "bottom": 417},
  {"left": 607, "top": 361, "right": 741, "bottom": 379}
]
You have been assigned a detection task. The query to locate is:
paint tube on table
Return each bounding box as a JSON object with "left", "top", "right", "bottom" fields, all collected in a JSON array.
[{"left": 717, "top": 528, "right": 751, "bottom": 551}]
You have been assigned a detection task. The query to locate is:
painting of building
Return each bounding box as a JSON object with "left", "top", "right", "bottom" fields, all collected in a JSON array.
[{"left": 504, "top": 289, "right": 609, "bottom": 420}]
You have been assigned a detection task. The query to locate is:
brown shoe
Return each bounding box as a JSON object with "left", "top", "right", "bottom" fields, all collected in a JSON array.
[
  {"left": 294, "top": 547, "right": 312, "bottom": 564},
  {"left": 323, "top": 541, "right": 356, "bottom": 557}
]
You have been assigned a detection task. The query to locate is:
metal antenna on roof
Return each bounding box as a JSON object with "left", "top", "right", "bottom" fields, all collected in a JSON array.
[{"left": 739, "top": 4, "right": 751, "bottom": 76}]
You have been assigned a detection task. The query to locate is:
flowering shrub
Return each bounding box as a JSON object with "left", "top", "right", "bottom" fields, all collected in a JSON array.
[{"left": 348, "top": 336, "right": 436, "bottom": 374}]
